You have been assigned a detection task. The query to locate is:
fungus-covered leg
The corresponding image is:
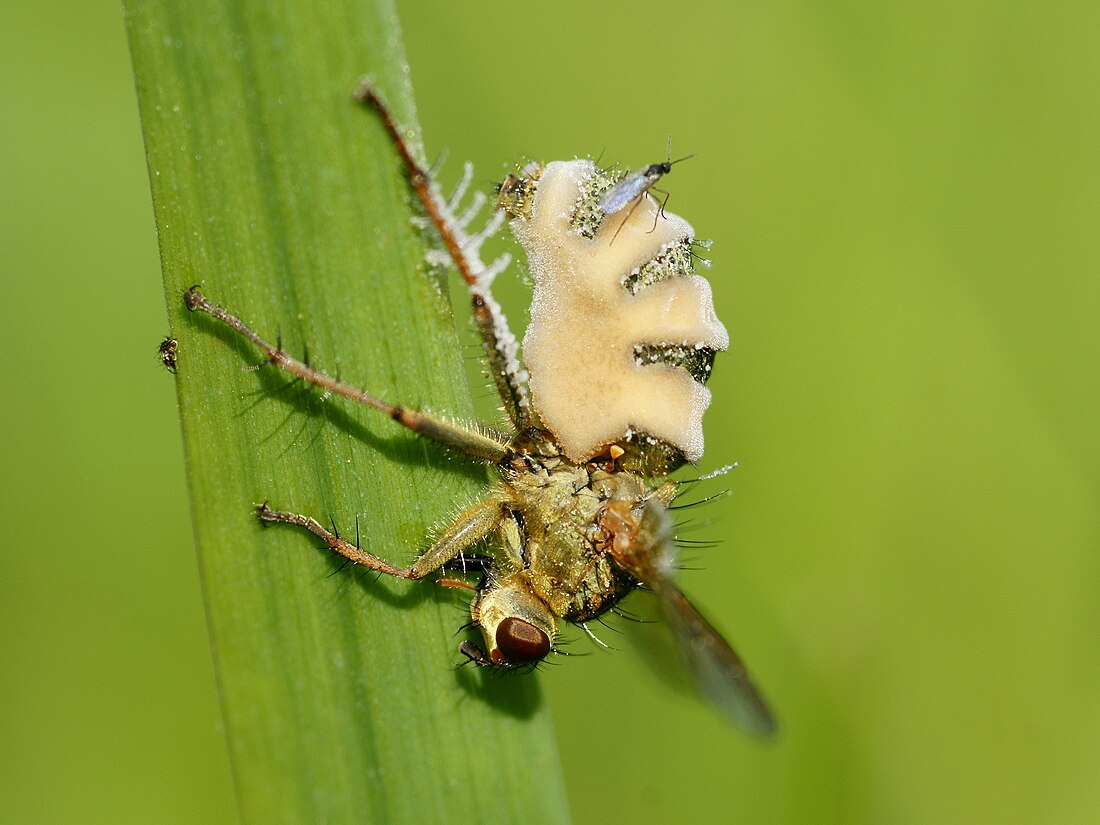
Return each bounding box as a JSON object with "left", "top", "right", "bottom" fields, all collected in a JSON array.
[
  {"left": 184, "top": 289, "right": 508, "bottom": 463},
  {"left": 353, "top": 81, "right": 530, "bottom": 429},
  {"left": 256, "top": 497, "right": 507, "bottom": 580}
]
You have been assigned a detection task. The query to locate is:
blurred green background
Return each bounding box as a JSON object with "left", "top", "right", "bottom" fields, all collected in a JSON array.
[{"left": 3, "top": 1, "right": 1097, "bottom": 823}]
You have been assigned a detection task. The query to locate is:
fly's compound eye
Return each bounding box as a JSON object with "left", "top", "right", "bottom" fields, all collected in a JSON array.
[{"left": 494, "top": 617, "right": 551, "bottom": 663}]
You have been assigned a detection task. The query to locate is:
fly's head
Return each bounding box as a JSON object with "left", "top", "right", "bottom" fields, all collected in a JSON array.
[
  {"left": 463, "top": 572, "right": 557, "bottom": 668},
  {"left": 644, "top": 161, "right": 672, "bottom": 182}
]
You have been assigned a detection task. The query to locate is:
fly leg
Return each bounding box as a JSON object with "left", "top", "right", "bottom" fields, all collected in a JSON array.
[
  {"left": 647, "top": 187, "right": 671, "bottom": 233},
  {"left": 607, "top": 193, "right": 646, "bottom": 246},
  {"left": 256, "top": 496, "right": 507, "bottom": 580},
  {"left": 184, "top": 288, "right": 508, "bottom": 463},
  {"left": 353, "top": 81, "right": 529, "bottom": 429}
]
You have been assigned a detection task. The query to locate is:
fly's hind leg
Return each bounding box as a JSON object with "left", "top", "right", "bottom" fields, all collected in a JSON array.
[{"left": 257, "top": 496, "right": 507, "bottom": 580}]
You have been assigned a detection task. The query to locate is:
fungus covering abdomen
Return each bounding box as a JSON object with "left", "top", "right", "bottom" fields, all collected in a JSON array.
[{"left": 509, "top": 160, "right": 729, "bottom": 464}]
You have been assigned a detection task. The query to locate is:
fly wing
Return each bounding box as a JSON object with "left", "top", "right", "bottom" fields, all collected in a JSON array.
[
  {"left": 657, "top": 579, "right": 777, "bottom": 737},
  {"left": 598, "top": 171, "right": 648, "bottom": 215},
  {"left": 616, "top": 499, "right": 777, "bottom": 737}
]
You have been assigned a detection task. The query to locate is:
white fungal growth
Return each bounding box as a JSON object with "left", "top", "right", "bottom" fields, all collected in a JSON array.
[
  {"left": 421, "top": 160, "right": 529, "bottom": 410},
  {"left": 510, "top": 160, "right": 728, "bottom": 463}
]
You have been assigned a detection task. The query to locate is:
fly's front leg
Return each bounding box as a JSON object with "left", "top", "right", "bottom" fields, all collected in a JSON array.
[
  {"left": 257, "top": 496, "right": 507, "bottom": 580},
  {"left": 184, "top": 288, "right": 508, "bottom": 462}
]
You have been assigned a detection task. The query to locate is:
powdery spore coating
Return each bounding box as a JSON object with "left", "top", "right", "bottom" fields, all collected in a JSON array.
[{"left": 513, "top": 160, "right": 729, "bottom": 463}]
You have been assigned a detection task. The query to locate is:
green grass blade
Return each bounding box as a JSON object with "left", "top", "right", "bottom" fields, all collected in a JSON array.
[{"left": 125, "top": 2, "right": 571, "bottom": 823}]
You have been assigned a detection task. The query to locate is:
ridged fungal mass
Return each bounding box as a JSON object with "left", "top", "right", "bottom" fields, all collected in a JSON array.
[{"left": 503, "top": 159, "right": 729, "bottom": 464}]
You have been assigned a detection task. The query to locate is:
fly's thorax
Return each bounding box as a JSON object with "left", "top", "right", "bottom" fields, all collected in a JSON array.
[
  {"left": 504, "top": 455, "right": 604, "bottom": 557},
  {"left": 500, "top": 158, "right": 728, "bottom": 470},
  {"left": 501, "top": 456, "right": 659, "bottom": 622}
]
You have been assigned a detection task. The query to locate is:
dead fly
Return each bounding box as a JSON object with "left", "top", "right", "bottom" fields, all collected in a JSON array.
[
  {"left": 184, "top": 82, "right": 775, "bottom": 736},
  {"left": 158, "top": 336, "right": 178, "bottom": 373},
  {"left": 598, "top": 135, "right": 694, "bottom": 243}
]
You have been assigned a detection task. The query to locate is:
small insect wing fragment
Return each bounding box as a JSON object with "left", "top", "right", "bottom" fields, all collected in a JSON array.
[{"left": 598, "top": 169, "right": 660, "bottom": 216}]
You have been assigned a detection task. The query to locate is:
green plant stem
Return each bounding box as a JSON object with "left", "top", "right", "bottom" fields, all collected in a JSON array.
[{"left": 126, "top": 1, "right": 571, "bottom": 822}]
